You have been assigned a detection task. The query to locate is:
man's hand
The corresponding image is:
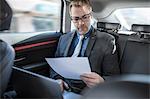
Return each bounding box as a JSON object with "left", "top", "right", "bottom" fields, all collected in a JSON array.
[
  {"left": 56, "top": 79, "right": 64, "bottom": 92},
  {"left": 56, "top": 79, "right": 69, "bottom": 92},
  {"left": 80, "top": 72, "right": 104, "bottom": 88}
]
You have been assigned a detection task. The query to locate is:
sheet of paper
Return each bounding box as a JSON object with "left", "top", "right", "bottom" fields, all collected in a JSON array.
[{"left": 46, "top": 57, "right": 91, "bottom": 80}]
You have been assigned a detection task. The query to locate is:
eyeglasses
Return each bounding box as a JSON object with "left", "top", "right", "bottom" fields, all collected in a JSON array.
[{"left": 71, "top": 13, "right": 91, "bottom": 23}]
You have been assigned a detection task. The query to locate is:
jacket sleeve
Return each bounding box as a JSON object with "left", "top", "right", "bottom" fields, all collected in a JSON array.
[{"left": 102, "top": 37, "right": 120, "bottom": 80}]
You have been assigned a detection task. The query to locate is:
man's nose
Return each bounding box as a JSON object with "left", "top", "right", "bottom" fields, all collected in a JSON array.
[{"left": 78, "top": 19, "right": 84, "bottom": 25}]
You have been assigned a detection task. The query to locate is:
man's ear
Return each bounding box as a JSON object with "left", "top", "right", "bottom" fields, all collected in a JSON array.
[{"left": 89, "top": 6, "right": 92, "bottom": 12}]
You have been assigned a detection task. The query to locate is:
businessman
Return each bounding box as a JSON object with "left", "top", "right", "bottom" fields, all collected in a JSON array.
[{"left": 50, "top": 0, "right": 120, "bottom": 96}]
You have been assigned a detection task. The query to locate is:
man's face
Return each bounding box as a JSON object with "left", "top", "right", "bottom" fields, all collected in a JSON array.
[{"left": 70, "top": 5, "right": 92, "bottom": 35}]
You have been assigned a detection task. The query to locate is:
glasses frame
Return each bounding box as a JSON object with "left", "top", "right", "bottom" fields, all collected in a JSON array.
[{"left": 71, "top": 13, "right": 91, "bottom": 23}]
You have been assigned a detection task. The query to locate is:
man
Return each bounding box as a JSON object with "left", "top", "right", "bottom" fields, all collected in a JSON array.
[{"left": 50, "top": 0, "right": 120, "bottom": 95}]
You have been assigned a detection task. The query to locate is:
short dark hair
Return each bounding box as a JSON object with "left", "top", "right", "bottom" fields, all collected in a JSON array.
[{"left": 69, "top": 0, "right": 92, "bottom": 12}]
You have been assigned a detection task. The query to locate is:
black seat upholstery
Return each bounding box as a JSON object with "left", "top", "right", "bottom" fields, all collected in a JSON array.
[
  {"left": 0, "top": 40, "right": 15, "bottom": 96},
  {"left": 120, "top": 39, "right": 149, "bottom": 74},
  {"left": 82, "top": 75, "right": 150, "bottom": 99},
  {"left": 119, "top": 24, "right": 150, "bottom": 74}
]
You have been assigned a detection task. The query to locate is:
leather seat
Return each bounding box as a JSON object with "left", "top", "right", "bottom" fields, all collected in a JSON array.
[
  {"left": 82, "top": 74, "right": 150, "bottom": 99},
  {"left": 82, "top": 80, "right": 149, "bottom": 99},
  {"left": 0, "top": 40, "right": 15, "bottom": 96},
  {"left": 120, "top": 24, "right": 150, "bottom": 74}
]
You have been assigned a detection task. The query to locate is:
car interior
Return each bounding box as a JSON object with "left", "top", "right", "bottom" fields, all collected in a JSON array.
[{"left": 0, "top": 0, "right": 150, "bottom": 98}]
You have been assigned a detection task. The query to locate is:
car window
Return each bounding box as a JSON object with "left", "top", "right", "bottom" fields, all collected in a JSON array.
[
  {"left": 114, "top": 8, "right": 150, "bottom": 33},
  {"left": 6, "top": 0, "right": 61, "bottom": 33}
]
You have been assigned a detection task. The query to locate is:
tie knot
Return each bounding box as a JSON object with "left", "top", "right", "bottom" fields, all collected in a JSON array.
[{"left": 79, "top": 35, "right": 84, "bottom": 40}]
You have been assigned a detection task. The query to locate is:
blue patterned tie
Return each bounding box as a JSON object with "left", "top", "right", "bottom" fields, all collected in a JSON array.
[{"left": 72, "top": 35, "right": 84, "bottom": 57}]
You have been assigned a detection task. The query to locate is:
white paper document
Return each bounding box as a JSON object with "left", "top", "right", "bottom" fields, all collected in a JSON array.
[{"left": 46, "top": 57, "right": 91, "bottom": 80}]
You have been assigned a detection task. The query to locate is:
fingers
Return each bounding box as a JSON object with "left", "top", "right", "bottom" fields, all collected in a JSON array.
[
  {"left": 63, "top": 81, "right": 69, "bottom": 90},
  {"left": 83, "top": 80, "right": 96, "bottom": 88},
  {"left": 81, "top": 76, "right": 98, "bottom": 88},
  {"left": 80, "top": 72, "right": 104, "bottom": 88},
  {"left": 81, "top": 74, "right": 99, "bottom": 85},
  {"left": 56, "top": 79, "right": 64, "bottom": 92},
  {"left": 80, "top": 72, "right": 100, "bottom": 79}
]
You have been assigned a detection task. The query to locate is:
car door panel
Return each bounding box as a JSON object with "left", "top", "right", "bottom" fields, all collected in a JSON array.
[{"left": 12, "top": 32, "right": 61, "bottom": 76}]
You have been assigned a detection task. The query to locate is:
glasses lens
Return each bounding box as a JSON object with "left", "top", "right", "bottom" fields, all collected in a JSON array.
[
  {"left": 71, "top": 17, "right": 79, "bottom": 22},
  {"left": 71, "top": 13, "right": 91, "bottom": 22},
  {"left": 82, "top": 14, "right": 90, "bottom": 21}
]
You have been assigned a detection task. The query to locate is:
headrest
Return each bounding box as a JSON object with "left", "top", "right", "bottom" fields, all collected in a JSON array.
[
  {"left": 97, "top": 22, "right": 121, "bottom": 30},
  {"left": 131, "top": 24, "right": 150, "bottom": 33},
  {"left": 0, "top": 0, "right": 13, "bottom": 31}
]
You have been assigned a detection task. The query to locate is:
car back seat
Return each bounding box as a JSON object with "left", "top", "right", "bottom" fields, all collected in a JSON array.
[
  {"left": 97, "top": 22, "right": 150, "bottom": 74},
  {"left": 119, "top": 24, "right": 150, "bottom": 74}
]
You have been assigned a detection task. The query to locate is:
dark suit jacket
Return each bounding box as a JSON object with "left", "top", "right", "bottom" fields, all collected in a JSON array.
[
  {"left": 50, "top": 27, "right": 120, "bottom": 94},
  {"left": 0, "top": 40, "right": 15, "bottom": 96}
]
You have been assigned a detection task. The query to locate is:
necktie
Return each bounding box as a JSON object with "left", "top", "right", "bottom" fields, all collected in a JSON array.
[{"left": 72, "top": 35, "right": 84, "bottom": 57}]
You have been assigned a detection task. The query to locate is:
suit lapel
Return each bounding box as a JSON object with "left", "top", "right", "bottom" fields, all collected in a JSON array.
[
  {"left": 64, "top": 31, "right": 76, "bottom": 56},
  {"left": 85, "top": 28, "right": 97, "bottom": 57}
]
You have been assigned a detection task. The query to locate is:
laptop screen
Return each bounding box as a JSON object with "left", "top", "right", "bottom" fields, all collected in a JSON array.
[{"left": 12, "top": 66, "right": 63, "bottom": 99}]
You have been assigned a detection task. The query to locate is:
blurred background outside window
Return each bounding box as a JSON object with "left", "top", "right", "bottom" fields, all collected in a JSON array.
[{"left": 6, "top": 0, "right": 61, "bottom": 33}]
